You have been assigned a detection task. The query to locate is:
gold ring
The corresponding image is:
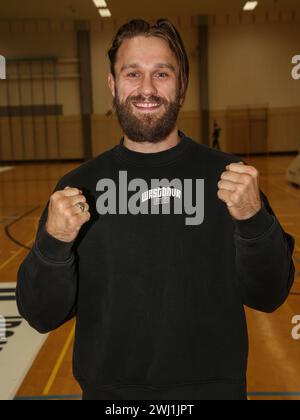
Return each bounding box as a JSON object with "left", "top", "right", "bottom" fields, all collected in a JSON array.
[{"left": 76, "top": 202, "right": 85, "bottom": 213}]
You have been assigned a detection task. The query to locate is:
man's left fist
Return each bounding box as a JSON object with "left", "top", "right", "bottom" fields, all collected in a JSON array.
[{"left": 217, "top": 162, "right": 262, "bottom": 221}]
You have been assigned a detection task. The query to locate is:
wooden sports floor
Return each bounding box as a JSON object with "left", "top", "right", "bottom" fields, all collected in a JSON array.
[{"left": 0, "top": 154, "right": 299, "bottom": 400}]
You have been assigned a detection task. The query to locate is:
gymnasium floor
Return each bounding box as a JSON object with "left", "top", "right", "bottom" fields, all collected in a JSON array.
[{"left": 0, "top": 154, "right": 299, "bottom": 401}]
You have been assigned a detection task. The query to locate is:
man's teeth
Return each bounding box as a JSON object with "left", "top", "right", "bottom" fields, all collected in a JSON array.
[{"left": 135, "top": 103, "right": 160, "bottom": 108}]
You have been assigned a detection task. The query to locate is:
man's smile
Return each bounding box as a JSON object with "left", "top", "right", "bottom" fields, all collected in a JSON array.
[{"left": 132, "top": 101, "right": 162, "bottom": 112}]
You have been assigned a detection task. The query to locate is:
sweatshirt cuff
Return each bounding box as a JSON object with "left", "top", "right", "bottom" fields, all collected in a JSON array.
[
  {"left": 233, "top": 202, "right": 275, "bottom": 239},
  {"left": 36, "top": 224, "right": 75, "bottom": 262}
]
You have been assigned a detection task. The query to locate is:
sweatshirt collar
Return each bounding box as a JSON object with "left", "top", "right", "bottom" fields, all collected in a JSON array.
[{"left": 113, "top": 130, "right": 191, "bottom": 167}]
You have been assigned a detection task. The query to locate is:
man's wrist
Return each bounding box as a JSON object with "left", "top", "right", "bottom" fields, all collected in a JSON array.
[
  {"left": 233, "top": 201, "right": 275, "bottom": 239},
  {"left": 36, "top": 224, "right": 75, "bottom": 262}
]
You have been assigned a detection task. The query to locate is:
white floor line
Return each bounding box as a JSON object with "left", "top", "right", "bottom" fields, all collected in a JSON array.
[{"left": 0, "top": 167, "right": 14, "bottom": 174}]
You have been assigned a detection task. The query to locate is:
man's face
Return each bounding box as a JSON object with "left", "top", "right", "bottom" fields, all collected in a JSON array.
[{"left": 108, "top": 36, "right": 182, "bottom": 143}]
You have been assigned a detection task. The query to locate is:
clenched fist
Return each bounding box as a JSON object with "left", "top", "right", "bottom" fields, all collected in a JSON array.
[
  {"left": 217, "top": 162, "right": 262, "bottom": 221},
  {"left": 45, "top": 186, "right": 91, "bottom": 243}
]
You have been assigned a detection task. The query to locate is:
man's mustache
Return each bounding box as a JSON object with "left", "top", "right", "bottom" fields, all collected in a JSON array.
[{"left": 127, "top": 96, "right": 165, "bottom": 106}]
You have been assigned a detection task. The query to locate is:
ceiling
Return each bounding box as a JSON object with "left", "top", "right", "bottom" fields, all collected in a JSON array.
[{"left": 0, "top": 0, "right": 300, "bottom": 20}]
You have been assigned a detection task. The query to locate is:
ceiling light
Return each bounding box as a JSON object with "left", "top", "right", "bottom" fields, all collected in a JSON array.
[
  {"left": 99, "top": 8, "right": 112, "bottom": 18},
  {"left": 243, "top": 1, "right": 258, "bottom": 11},
  {"left": 93, "top": 0, "right": 107, "bottom": 7}
]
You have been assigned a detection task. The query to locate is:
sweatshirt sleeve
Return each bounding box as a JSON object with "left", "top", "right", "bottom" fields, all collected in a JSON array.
[
  {"left": 232, "top": 190, "right": 296, "bottom": 313},
  {"left": 16, "top": 180, "right": 78, "bottom": 334}
]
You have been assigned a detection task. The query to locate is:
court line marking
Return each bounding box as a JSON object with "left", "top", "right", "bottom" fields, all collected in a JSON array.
[
  {"left": 248, "top": 392, "right": 300, "bottom": 397},
  {"left": 13, "top": 392, "right": 300, "bottom": 400},
  {"left": 5, "top": 206, "right": 40, "bottom": 251},
  {"left": 0, "top": 207, "right": 76, "bottom": 398},
  {"left": 42, "top": 323, "right": 76, "bottom": 396},
  {"left": 0, "top": 206, "right": 71, "bottom": 397},
  {"left": 0, "top": 237, "right": 35, "bottom": 272},
  {"left": 0, "top": 167, "right": 14, "bottom": 174}
]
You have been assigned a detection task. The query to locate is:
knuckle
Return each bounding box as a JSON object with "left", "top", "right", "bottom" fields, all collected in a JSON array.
[
  {"left": 246, "top": 166, "right": 258, "bottom": 176},
  {"left": 242, "top": 174, "right": 251, "bottom": 184},
  {"left": 79, "top": 195, "right": 87, "bottom": 203},
  {"left": 236, "top": 184, "right": 244, "bottom": 193},
  {"left": 57, "top": 198, "right": 67, "bottom": 211},
  {"left": 50, "top": 191, "right": 59, "bottom": 202},
  {"left": 231, "top": 193, "right": 239, "bottom": 202}
]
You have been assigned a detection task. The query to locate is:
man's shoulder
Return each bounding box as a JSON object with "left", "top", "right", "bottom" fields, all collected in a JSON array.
[
  {"left": 55, "top": 146, "right": 117, "bottom": 189},
  {"left": 189, "top": 138, "right": 244, "bottom": 166}
]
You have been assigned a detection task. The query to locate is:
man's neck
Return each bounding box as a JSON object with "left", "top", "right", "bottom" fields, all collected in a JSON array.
[{"left": 123, "top": 127, "right": 180, "bottom": 154}]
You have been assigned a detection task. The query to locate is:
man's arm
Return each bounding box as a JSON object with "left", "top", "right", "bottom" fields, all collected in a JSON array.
[
  {"left": 217, "top": 161, "right": 295, "bottom": 313},
  {"left": 233, "top": 190, "right": 295, "bottom": 313},
  {"left": 16, "top": 181, "right": 90, "bottom": 334}
]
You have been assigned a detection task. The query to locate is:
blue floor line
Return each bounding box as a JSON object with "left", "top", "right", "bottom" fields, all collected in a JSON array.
[
  {"left": 14, "top": 392, "right": 300, "bottom": 400},
  {"left": 248, "top": 392, "right": 300, "bottom": 397}
]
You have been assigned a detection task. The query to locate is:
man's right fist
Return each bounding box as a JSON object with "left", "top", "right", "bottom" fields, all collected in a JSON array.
[{"left": 45, "top": 187, "right": 91, "bottom": 243}]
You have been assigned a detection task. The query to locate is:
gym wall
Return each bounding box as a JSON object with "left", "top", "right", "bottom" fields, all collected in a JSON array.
[
  {"left": 1, "top": 12, "right": 300, "bottom": 161},
  {"left": 209, "top": 12, "right": 300, "bottom": 154},
  {"left": 0, "top": 21, "right": 82, "bottom": 161}
]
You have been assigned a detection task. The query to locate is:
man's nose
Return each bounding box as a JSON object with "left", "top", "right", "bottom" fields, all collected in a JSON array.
[{"left": 138, "top": 74, "right": 158, "bottom": 97}]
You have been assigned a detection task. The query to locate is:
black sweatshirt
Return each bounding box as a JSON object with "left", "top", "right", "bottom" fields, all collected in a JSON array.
[{"left": 16, "top": 131, "right": 295, "bottom": 400}]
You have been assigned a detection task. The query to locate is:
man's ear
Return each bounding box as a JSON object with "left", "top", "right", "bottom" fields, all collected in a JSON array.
[{"left": 108, "top": 73, "right": 116, "bottom": 98}]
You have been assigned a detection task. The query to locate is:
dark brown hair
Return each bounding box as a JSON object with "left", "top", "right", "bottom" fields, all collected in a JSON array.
[{"left": 108, "top": 18, "right": 189, "bottom": 105}]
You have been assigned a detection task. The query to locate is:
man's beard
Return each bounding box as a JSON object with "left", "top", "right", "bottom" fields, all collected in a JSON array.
[{"left": 113, "top": 88, "right": 181, "bottom": 144}]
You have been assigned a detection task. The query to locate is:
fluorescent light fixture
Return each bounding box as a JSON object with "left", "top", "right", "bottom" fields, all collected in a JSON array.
[
  {"left": 243, "top": 1, "right": 258, "bottom": 11},
  {"left": 93, "top": 0, "right": 107, "bottom": 7},
  {"left": 99, "top": 8, "right": 112, "bottom": 17}
]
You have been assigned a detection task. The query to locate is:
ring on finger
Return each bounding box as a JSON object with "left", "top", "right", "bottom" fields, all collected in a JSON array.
[{"left": 75, "top": 202, "right": 86, "bottom": 213}]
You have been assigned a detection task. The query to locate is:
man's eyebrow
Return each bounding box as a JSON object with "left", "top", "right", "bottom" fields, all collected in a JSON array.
[
  {"left": 120, "top": 63, "right": 176, "bottom": 73},
  {"left": 155, "top": 63, "right": 176, "bottom": 72}
]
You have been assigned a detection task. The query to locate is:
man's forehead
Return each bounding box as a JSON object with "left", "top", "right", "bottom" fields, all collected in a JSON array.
[
  {"left": 116, "top": 36, "right": 178, "bottom": 68},
  {"left": 120, "top": 35, "right": 171, "bottom": 51}
]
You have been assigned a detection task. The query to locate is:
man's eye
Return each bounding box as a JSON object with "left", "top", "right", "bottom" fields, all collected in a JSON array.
[
  {"left": 127, "top": 72, "right": 168, "bottom": 78},
  {"left": 127, "top": 72, "right": 139, "bottom": 78},
  {"left": 156, "top": 73, "right": 168, "bottom": 78}
]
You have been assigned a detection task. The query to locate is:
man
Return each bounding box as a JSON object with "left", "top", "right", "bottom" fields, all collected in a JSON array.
[
  {"left": 212, "top": 120, "right": 221, "bottom": 151},
  {"left": 16, "top": 19, "right": 295, "bottom": 401}
]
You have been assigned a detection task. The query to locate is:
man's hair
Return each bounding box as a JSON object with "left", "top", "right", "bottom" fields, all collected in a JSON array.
[{"left": 107, "top": 18, "right": 189, "bottom": 105}]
